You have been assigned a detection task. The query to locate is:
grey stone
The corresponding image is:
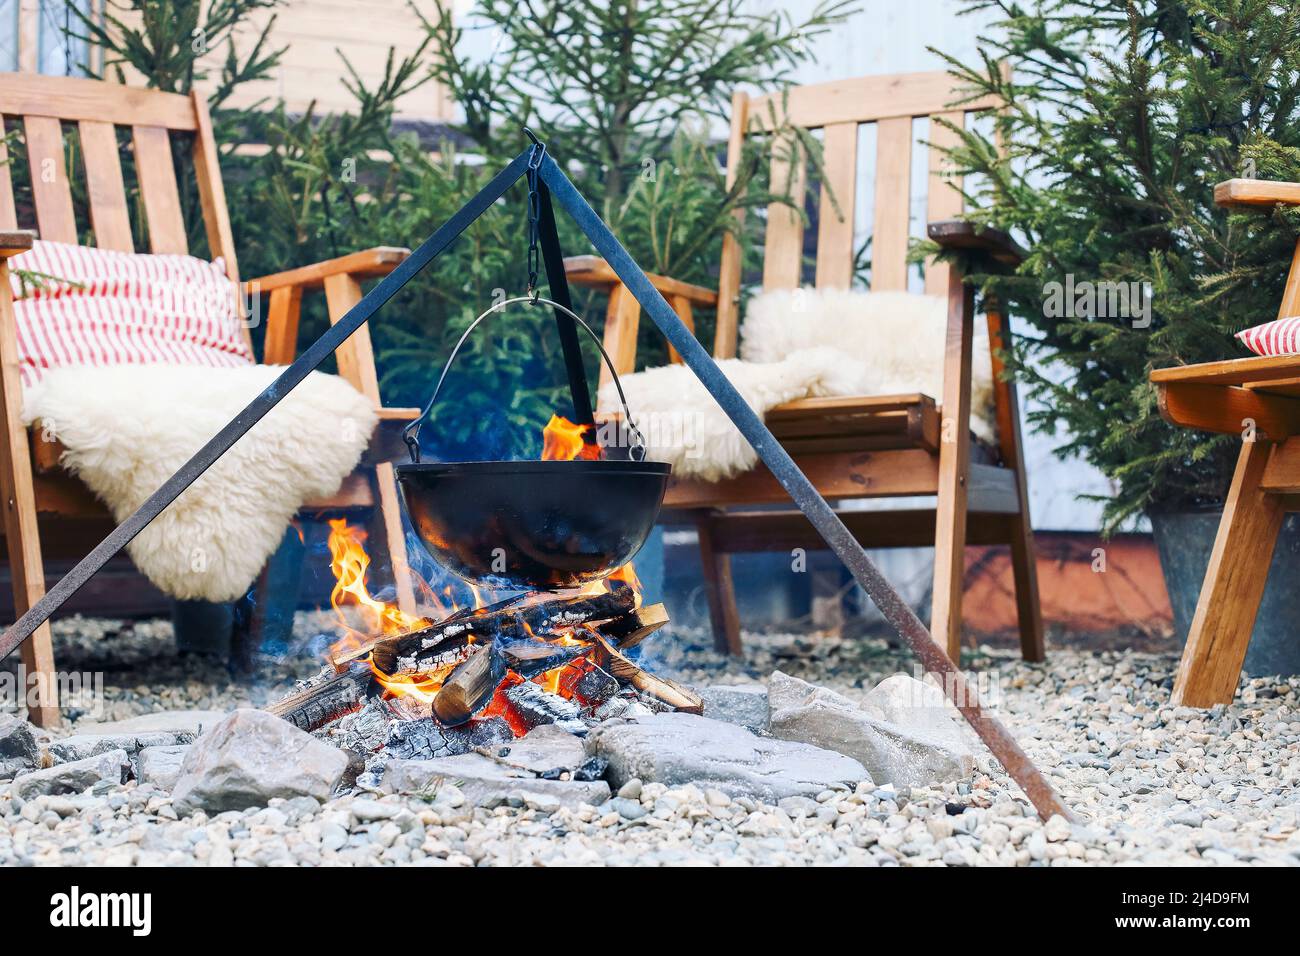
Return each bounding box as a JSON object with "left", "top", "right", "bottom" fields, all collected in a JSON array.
[
  {"left": 47, "top": 731, "right": 189, "bottom": 763},
  {"left": 610, "top": 796, "right": 647, "bottom": 820},
  {"left": 13, "top": 749, "right": 129, "bottom": 799},
  {"left": 381, "top": 753, "right": 610, "bottom": 808},
  {"left": 0, "top": 714, "right": 40, "bottom": 779},
  {"left": 699, "top": 684, "right": 769, "bottom": 732},
  {"left": 171, "top": 709, "right": 349, "bottom": 813},
  {"left": 493, "top": 725, "right": 587, "bottom": 775},
  {"left": 766, "top": 671, "right": 974, "bottom": 790},
  {"left": 137, "top": 746, "right": 191, "bottom": 792},
  {"left": 74, "top": 710, "right": 227, "bottom": 737},
  {"left": 585, "top": 712, "right": 868, "bottom": 802}
]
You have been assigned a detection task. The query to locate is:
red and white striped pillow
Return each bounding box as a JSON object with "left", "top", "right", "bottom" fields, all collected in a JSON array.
[
  {"left": 1236, "top": 317, "right": 1300, "bottom": 357},
  {"left": 7, "top": 240, "right": 255, "bottom": 386}
]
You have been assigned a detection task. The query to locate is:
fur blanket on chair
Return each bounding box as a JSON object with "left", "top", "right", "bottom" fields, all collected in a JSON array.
[
  {"left": 599, "top": 289, "right": 995, "bottom": 481},
  {"left": 23, "top": 365, "right": 376, "bottom": 603}
]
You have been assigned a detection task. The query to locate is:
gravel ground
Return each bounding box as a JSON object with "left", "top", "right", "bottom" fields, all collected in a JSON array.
[{"left": 1, "top": 612, "right": 1297, "bottom": 866}]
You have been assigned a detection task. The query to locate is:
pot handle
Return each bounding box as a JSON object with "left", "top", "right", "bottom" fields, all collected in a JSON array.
[{"left": 402, "top": 295, "right": 647, "bottom": 463}]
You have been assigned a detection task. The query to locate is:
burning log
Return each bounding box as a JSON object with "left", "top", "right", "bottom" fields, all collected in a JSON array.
[
  {"left": 496, "top": 638, "right": 588, "bottom": 678},
  {"left": 267, "top": 665, "right": 375, "bottom": 732},
  {"left": 384, "top": 589, "right": 636, "bottom": 674},
  {"left": 431, "top": 645, "right": 504, "bottom": 726},
  {"left": 599, "top": 602, "right": 669, "bottom": 651},
  {"left": 503, "top": 682, "right": 587, "bottom": 734},
  {"left": 592, "top": 635, "right": 704, "bottom": 715}
]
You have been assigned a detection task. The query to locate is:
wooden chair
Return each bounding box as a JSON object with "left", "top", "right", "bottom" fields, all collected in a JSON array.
[
  {"left": 0, "top": 73, "right": 419, "bottom": 726},
  {"left": 566, "top": 72, "right": 1044, "bottom": 662},
  {"left": 1150, "top": 177, "right": 1300, "bottom": 706}
]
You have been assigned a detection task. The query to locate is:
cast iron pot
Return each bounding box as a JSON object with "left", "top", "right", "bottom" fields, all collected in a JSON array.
[{"left": 395, "top": 296, "right": 671, "bottom": 591}]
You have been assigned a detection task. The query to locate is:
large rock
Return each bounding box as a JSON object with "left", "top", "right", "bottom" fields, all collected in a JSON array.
[
  {"left": 494, "top": 725, "right": 588, "bottom": 775},
  {"left": 0, "top": 714, "right": 41, "bottom": 779},
  {"left": 12, "top": 749, "right": 129, "bottom": 799},
  {"left": 137, "top": 745, "right": 191, "bottom": 792},
  {"left": 585, "top": 712, "right": 868, "bottom": 801},
  {"left": 171, "top": 709, "right": 349, "bottom": 813},
  {"left": 75, "top": 710, "right": 227, "bottom": 736},
  {"left": 699, "top": 684, "right": 768, "bottom": 733},
  {"left": 766, "top": 671, "right": 975, "bottom": 790},
  {"left": 382, "top": 753, "right": 609, "bottom": 808}
]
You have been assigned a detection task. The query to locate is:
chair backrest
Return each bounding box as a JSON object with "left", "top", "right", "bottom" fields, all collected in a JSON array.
[
  {"left": 0, "top": 73, "right": 238, "bottom": 285},
  {"left": 714, "top": 70, "right": 1003, "bottom": 358}
]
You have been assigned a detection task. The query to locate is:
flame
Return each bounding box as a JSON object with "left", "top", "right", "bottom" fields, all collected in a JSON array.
[
  {"left": 327, "top": 519, "right": 425, "bottom": 659},
  {"left": 368, "top": 657, "right": 456, "bottom": 705},
  {"left": 541, "top": 414, "right": 602, "bottom": 461}
]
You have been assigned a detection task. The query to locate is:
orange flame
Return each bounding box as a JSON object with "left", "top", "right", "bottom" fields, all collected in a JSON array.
[
  {"left": 327, "top": 519, "right": 425, "bottom": 659},
  {"left": 541, "top": 414, "right": 602, "bottom": 461}
]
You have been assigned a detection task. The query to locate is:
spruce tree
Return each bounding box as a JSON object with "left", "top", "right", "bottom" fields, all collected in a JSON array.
[{"left": 931, "top": 0, "right": 1300, "bottom": 530}]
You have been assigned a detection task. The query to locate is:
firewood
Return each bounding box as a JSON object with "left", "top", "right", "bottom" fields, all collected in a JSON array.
[
  {"left": 591, "top": 634, "right": 703, "bottom": 714},
  {"left": 431, "top": 644, "right": 504, "bottom": 726},
  {"left": 389, "top": 589, "right": 635, "bottom": 674},
  {"left": 601, "top": 602, "right": 669, "bottom": 651},
  {"left": 496, "top": 638, "right": 588, "bottom": 678},
  {"left": 328, "top": 594, "right": 530, "bottom": 671},
  {"left": 267, "top": 665, "right": 375, "bottom": 732}
]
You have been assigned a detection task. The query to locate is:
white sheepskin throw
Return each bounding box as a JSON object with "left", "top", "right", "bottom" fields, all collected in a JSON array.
[
  {"left": 600, "top": 288, "right": 996, "bottom": 481},
  {"left": 23, "top": 365, "right": 377, "bottom": 602}
]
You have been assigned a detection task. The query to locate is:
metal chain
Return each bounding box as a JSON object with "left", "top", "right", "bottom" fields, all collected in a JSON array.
[{"left": 525, "top": 135, "right": 547, "bottom": 300}]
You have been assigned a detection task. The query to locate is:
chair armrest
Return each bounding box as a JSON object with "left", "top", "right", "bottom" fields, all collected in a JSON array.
[
  {"left": 0, "top": 230, "right": 35, "bottom": 260},
  {"left": 564, "top": 255, "right": 718, "bottom": 306},
  {"left": 1214, "top": 178, "right": 1300, "bottom": 209},
  {"left": 247, "top": 246, "right": 411, "bottom": 292},
  {"left": 927, "top": 220, "right": 1026, "bottom": 267}
]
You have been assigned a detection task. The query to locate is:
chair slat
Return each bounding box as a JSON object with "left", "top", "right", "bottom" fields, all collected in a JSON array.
[
  {"left": 132, "top": 125, "right": 187, "bottom": 254},
  {"left": 924, "top": 111, "right": 965, "bottom": 296},
  {"left": 871, "top": 116, "right": 912, "bottom": 291},
  {"left": 814, "top": 122, "right": 859, "bottom": 289},
  {"left": 0, "top": 73, "right": 198, "bottom": 129},
  {"left": 747, "top": 72, "right": 1001, "bottom": 131},
  {"left": 0, "top": 116, "right": 16, "bottom": 230},
  {"left": 763, "top": 132, "right": 806, "bottom": 291},
  {"left": 78, "top": 120, "right": 133, "bottom": 252},
  {"left": 24, "top": 116, "right": 77, "bottom": 243}
]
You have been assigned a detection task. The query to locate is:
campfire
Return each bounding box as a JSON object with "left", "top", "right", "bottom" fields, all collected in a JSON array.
[{"left": 269, "top": 415, "right": 700, "bottom": 770}]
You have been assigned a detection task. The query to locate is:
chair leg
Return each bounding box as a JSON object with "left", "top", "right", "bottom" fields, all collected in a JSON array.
[
  {"left": 694, "top": 510, "right": 743, "bottom": 656},
  {"left": 370, "top": 462, "right": 416, "bottom": 615},
  {"left": 932, "top": 270, "right": 974, "bottom": 663},
  {"left": 1173, "top": 440, "right": 1283, "bottom": 707},
  {"left": 0, "top": 514, "right": 57, "bottom": 725},
  {"left": 0, "top": 259, "right": 58, "bottom": 726},
  {"left": 1008, "top": 509, "right": 1045, "bottom": 662}
]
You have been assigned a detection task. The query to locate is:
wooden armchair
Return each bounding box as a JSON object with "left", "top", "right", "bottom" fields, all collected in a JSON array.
[
  {"left": 566, "top": 72, "right": 1044, "bottom": 663},
  {"left": 1150, "top": 178, "right": 1300, "bottom": 706},
  {"left": 0, "top": 73, "right": 418, "bottom": 726}
]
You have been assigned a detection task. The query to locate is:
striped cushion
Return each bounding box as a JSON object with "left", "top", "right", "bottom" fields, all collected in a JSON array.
[
  {"left": 1236, "top": 316, "right": 1300, "bottom": 357},
  {"left": 7, "top": 240, "right": 255, "bottom": 385}
]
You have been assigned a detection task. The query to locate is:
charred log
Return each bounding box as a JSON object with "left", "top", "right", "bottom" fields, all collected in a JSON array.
[
  {"left": 593, "top": 635, "right": 704, "bottom": 714},
  {"left": 388, "top": 590, "right": 635, "bottom": 674},
  {"left": 503, "top": 681, "right": 587, "bottom": 734},
  {"left": 267, "top": 665, "right": 375, "bottom": 732}
]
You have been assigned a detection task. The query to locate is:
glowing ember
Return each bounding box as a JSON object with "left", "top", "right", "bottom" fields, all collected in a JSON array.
[{"left": 541, "top": 413, "right": 602, "bottom": 461}]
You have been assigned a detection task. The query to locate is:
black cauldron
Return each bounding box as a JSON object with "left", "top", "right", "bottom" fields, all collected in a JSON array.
[
  {"left": 396, "top": 295, "right": 671, "bottom": 591},
  {"left": 396, "top": 459, "right": 670, "bottom": 590}
]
